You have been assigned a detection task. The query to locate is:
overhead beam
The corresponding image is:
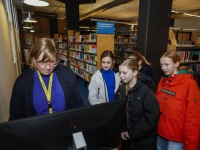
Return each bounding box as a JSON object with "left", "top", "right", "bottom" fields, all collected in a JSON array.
[{"left": 79, "top": 0, "right": 134, "bottom": 21}]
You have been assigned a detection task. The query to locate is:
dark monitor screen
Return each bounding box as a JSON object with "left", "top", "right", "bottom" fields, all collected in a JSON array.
[{"left": 0, "top": 99, "right": 127, "bottom": 150}]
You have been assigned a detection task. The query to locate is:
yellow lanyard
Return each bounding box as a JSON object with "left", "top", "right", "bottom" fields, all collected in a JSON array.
[{"left": 37, "top": 70, "right": 53, "bottom": 114}]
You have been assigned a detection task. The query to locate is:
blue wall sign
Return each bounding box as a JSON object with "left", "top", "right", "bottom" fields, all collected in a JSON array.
[{"left": 97, "top": 22, "right": 115, "bottom": 34}]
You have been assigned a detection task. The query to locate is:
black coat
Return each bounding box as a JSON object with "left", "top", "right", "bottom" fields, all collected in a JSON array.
[
  {"left": 114, "top": 76, "right": 160, "bottom": 150},
  {"left": 139, "top": 64, "right": 155, "bottom": 91},
  {"left": 9, "top": 64, "right": 84, "bottom": 121}
]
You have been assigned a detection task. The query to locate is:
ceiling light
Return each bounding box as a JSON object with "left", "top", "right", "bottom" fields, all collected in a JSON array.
[
  {"left": 23, "top": 0, "right": 49, "bottom": 7},
  {"left": 23, "top": 11, "right": 37, "bottom": 23},
  {"left": 171, "top": 10, "right": 179, "bottom": 13},
  {"left": 30, "top": 30, "right": 35, "bottom": 32},
  {"left": 79, "top": 26, "right": 90, "bottom": 29},
  {"left": 184, "top": 13, "right": 197, "bottom": 17},
  {"left": 23, "top": 24, "right": 33, "bottom": 29},
  {"left": 182, "top": 28, "right": 197, "bottom": 31},
  {"left": 90, "top": 18, "right": 138, "bottom": 26},
  {"left": 171, "top": 27, "right": 181, "bottom": 30}
]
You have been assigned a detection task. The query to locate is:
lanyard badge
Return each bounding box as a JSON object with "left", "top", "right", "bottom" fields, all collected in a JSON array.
[{"left": 37, "top": 70, "right": 53, "bottom": 114}]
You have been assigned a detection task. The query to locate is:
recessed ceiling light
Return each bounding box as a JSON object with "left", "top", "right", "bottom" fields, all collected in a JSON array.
[{"left": 23, "top": 0, "right": 49, "bottom": 7}]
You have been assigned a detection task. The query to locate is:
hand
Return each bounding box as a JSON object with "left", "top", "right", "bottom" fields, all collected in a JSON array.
[{"left": 121, "top": 131, "right": 130, "bottom": 140}]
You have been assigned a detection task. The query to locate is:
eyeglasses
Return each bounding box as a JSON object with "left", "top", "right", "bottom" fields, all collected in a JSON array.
[{"left": 37, "top": 61, "right": 58, "bottom": 68}]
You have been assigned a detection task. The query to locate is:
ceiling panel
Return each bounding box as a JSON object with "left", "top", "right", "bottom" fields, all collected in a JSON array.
[{"left": 13, "top": 0, "right": 200, "bottom": 22}]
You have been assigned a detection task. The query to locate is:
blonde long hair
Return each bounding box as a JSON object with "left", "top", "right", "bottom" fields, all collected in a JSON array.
[
  {"left": 161, "top": 50, "right": 192, "bottom": 72},
  {"left": 120, "top": 59, "right": 139, "bottom": 95}
]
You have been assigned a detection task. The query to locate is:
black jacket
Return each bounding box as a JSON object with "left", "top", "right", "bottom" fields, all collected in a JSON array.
[
  {"left": 9, "top": 64, "right": 84, "bottom": 121},
  {"left": 114, "top": 76, "right": 160, "bottom": 150},
  {"left": 139, "top": 64, "right": 155, "bottom": 91}
]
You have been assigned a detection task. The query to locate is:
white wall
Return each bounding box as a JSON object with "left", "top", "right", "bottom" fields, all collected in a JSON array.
[
  {"left": 174, "top": 17, "right": 200, "bottom": 31},
  {"left": 0, "top": 0, "right": 18, "bottom": 122}
]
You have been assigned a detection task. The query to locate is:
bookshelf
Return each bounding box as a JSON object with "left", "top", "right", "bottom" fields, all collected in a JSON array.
[
  {"left": 57, "top": 38, "right": 68, "bottom": 66},
  {"left": 168, "top": 27, "right": 200, "bottom": 72},
  {"left": 113, "top": 37, "right": 137, "bottom": 70},
  {"left": 69, "top": 33, "right": 114, "bottom": 82}
]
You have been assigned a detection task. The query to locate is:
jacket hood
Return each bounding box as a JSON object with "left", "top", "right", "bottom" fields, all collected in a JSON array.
[
  {"left": 161, "top": 70, "right": 194, "bottom": 87},
  {"left": 140, "top": 64, "right": 154, "bottom": 79},
  {"left": 129, "top": 75, "right": 152, "bottom": 92}
]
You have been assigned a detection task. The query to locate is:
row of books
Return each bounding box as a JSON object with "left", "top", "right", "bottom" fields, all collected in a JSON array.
[
  {"left": 115, "top": 45, "right": 136, "bottom": 51},
  {"left": 70, "top": 51, "right": 97, "bottom": 65},
  {"left": 177, "top": 40, "right": 192, "bottom": 45},
  {"left": 70, "top": 44, "right": 97, "bottom": 54},
  {"left": 70, "top": 58, "right": 97, "bottom": 74},
  {"left": 177, "top": 50, "right": 200, "bottom": 62},
  {"left": 115, "top": 51, "right": 130, "bottom": 58},
  {"left": 58, "top": 49, "right": 67, "bottom": 55},
  {"left": 182, "top": 63, "right": 200, "bottom": 72},
  {"left": 58, "top": 54, "right": 68, "bottom": 62},
  {"left": 115, "top": 58, "right": 126, "bottom": 64},
  {"left": 70, "top": 33, "right": 97, "bottom": 42},
  {"left": 70, "top": 65, "right": 92, "bottom": 82},
  {"left": 114, "top": 38, "right": 137, "bottom": 44},
  {"left": 57, "top": 38, "right": 63, "bottom": 42},
  {"left": 58, "top": 43, "right": 66, "bottom": 49}
]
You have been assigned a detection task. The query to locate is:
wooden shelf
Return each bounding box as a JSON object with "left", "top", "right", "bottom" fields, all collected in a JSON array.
[
  {"left": 176, "top": 46, "right": 200, "bottom": 50},
  {"left": 69, "top": 42, "right": 96, "bottom": 44},
  {"left": 70, "top": 56, "right": 97, "bottom": 66},
  {"left": 114, "top": 43, "right": 137, "bottom": 45},
  {"left": 58, "top": 58, "right": 68, "bottom": 62},
  {"left": 70, "top": 63, "right": 94, "bottom": 75},
  {"left": 180, "top": 60, "right": 200, "bottom": 64},
  {"left": 58, "top": 53, "right": 67, "bottom": 56},
  {"left": 70, "top": 49, "right": 97, "bottom": 55},
  {"left": 114, "top": 50, "right": 135, "bottom": 52}
]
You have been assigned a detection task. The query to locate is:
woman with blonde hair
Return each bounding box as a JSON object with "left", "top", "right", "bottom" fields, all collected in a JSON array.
[
  {"left": 156, "top": 50, "right": 200, "bottom": 150},
  {"left": 114, "top": 59, "right": 160, "bottom": 150},
  {"left": 9, "top": 38, "right": 84, "bottom": 121},
  {"left": 128, "top": 51, "right": 155, "bottom": 91}
]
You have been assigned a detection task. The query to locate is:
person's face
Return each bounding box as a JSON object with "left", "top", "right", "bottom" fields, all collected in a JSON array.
[
  {"left": 119, "top": 65, "right": 138, "bottom": 83},
  {"left": 34, "top": 52, "right": 57, "bottom": 75},
  {"left": 160, "top": 57, "right": 179, "bottom": 75},
  {"left": 101, "top": 56, "right": 114, "bottom": 71}
]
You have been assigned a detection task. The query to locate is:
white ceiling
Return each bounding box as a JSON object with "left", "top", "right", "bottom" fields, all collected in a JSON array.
[{"left": 13, "top": 0, "right": 200, "bottom": 22}]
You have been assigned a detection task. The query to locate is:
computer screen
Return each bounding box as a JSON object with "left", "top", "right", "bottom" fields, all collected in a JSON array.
[{"left": 0, "top": 99, "right": 127, "bottom": 150}]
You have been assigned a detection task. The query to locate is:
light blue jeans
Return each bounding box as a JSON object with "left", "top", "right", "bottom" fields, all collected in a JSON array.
[{"left": 157, "top": 136, "right": 184, "bottom": 150}]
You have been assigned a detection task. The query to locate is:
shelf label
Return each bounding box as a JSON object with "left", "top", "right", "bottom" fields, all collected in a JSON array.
[{"left": 97, "top": 22, "right": 115, "bottom": 34}]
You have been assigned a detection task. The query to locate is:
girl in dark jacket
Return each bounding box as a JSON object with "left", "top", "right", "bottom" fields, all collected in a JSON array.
[
  {"left": 114, "top": 59, "right": 160, "bottom": 150},
  {"left": 128, "top": 51, "right": 155, "bottom": 91}
]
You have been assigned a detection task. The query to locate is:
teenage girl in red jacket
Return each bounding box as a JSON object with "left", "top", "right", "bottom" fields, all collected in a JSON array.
[{"left": 156, "top": 50, "right": 200, "bottom": 150}]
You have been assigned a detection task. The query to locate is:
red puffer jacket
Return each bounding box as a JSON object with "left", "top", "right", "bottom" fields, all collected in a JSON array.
[{"left": 156, "top": 73, "right": 200, "bottom": 150}]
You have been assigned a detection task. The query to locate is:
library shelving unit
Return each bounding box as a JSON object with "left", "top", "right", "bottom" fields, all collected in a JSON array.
[
  {"left": 175, "top": 45, "right": 200, "bottom": 71},
  {"left": 57, "top": 38, "right": 68, "bottom": 67},
  {"left": 69, "top": 33, "right": 114, "bottom": 82},
  {"left": 113, "top": 37, "right": 137, "bottom": 70},
  {"left": 168, "top": 27, "right": 200, "bottom": 71}
]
